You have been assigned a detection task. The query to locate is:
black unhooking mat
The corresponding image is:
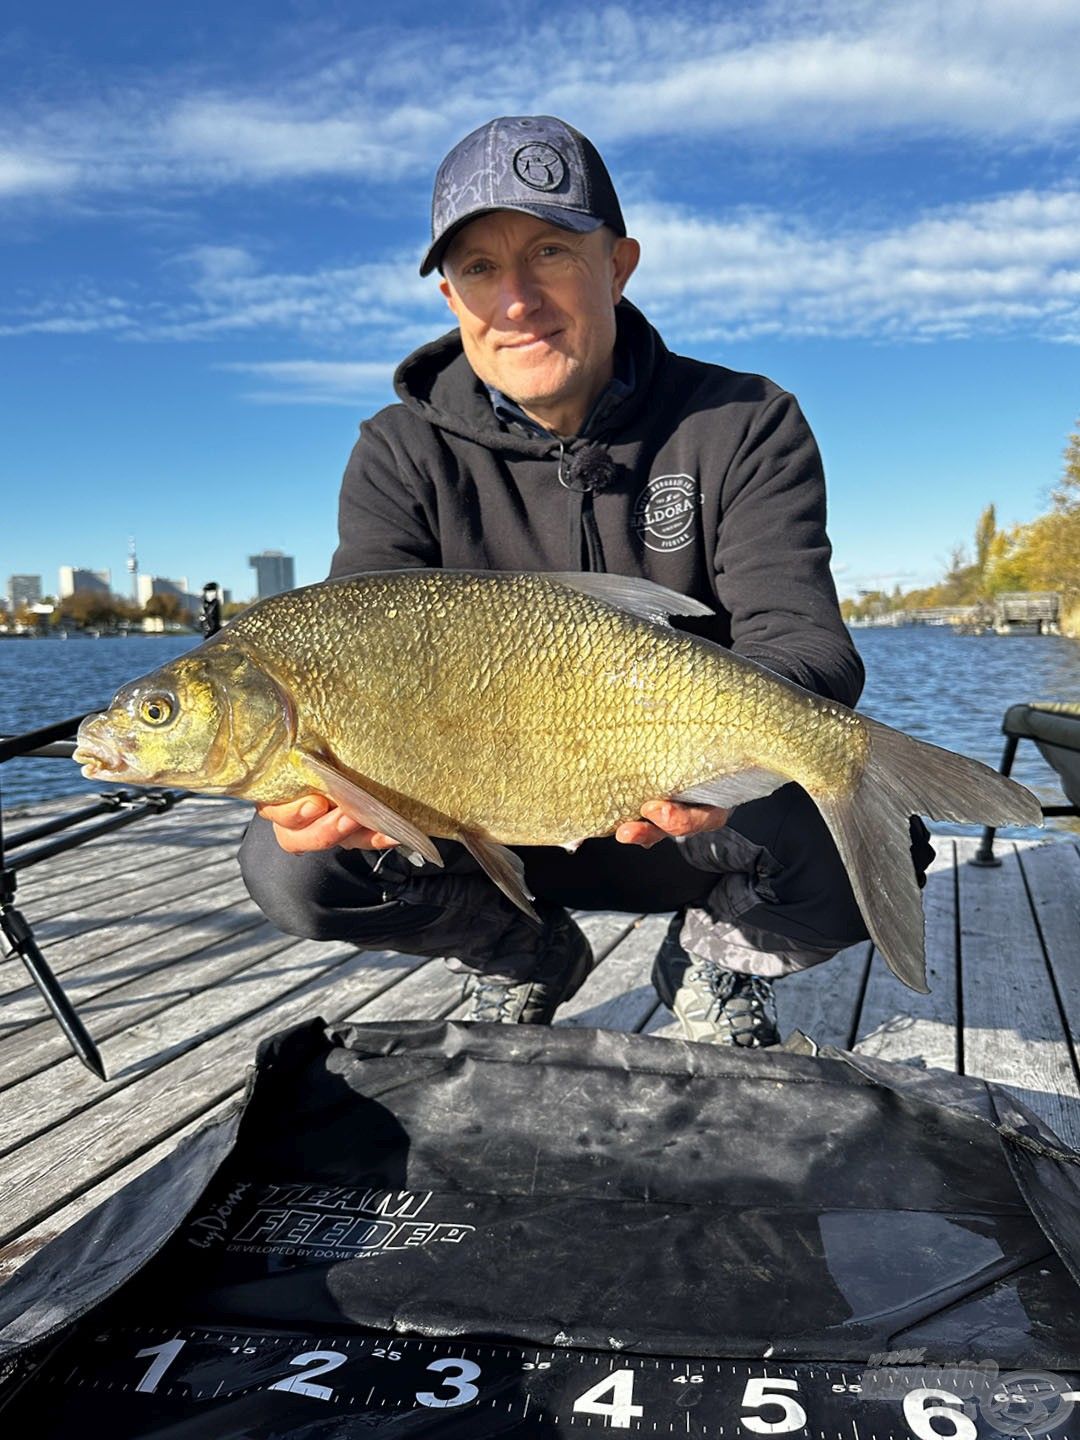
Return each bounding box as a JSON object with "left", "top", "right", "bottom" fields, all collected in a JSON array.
[{"left": 2, "top": 1019, "right": 1080, "bottom": 1437}]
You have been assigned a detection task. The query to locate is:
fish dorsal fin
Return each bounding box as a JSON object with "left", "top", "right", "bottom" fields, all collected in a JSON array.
[
  {"left": 540, "top": 572, "right": 715, "bottom": 626},
  {"left": 299, "top": 751, "right": 443, "bottom": 868}
]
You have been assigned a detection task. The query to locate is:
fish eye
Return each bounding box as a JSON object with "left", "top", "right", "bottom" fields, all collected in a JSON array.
[{"left": 138, "top": 694, "right": 175, "bottom": 727}]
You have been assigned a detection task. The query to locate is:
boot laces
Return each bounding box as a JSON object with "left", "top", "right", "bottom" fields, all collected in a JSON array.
[
  {"left": 464, "top": 976, "right": 522, "bottom": 1023},
  {"left": 691, "top": 960, "right": 776, "bottom": 1045}
]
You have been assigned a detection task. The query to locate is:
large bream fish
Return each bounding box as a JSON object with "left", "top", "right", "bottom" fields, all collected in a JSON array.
[{"left": 74, "top": 570, "right": 1041, "bottom": 993}]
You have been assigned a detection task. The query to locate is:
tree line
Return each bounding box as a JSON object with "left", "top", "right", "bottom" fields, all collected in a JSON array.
[
  {"left": 6, "top": 591, "right": 251, "bottom": 632},
  {"left": 842, "top": 418, "right": 1080, "bottom": 635}
]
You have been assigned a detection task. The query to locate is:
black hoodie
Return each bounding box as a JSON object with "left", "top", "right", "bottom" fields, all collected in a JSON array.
[{"left": 331, "top": 301, "right": 863, "bottom": 706}]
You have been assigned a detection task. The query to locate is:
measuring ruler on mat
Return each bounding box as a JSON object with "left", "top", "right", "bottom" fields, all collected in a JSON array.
[{"left": 4, "top": 1323, "right": 1079, "bottom": 1437}]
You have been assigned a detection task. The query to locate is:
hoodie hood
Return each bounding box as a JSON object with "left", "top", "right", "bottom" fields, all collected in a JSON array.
[{"left": 392, "top": 299, "right": 663, "bottom": 456}]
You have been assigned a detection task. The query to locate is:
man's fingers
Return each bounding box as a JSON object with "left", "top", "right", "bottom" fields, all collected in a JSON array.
[
  {"left": 267, "top": 803, "right": 401, "bottom": 855},
  {"left": 616, "top": 800, "right": 731, "bottom": 847},
  {"left": 640, "top": 799, "right": 729, "bottom": 836},
  {"left": 615, "top": 819, "right": 667, "bottom": 848},
  {"left": 257, "top": 794, "right": 331, "bottom": 828}
]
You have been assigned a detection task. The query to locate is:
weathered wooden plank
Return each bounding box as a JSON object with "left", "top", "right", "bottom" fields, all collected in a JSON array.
[
  {"left": 8, "top": 801, "right": 245, "bottom": 897},
  {"left": 854, "top": 838, "right": 960, "bottom": 1071},
  {"left": 11, "top": 835, "right": 242, "bottom": 921},
  {"left": 0, "top": 946, "right": 427, "bottom": 1243},
  {"left": 0, "top": 914, "right": 298, "bottom": 1091},
  {"left": 959, "top": 838, "right": 1080, "bottom": 1148},
  {"left": 0, "top": 939, "right": 424, "bottom": 1156},
  {"left": 0, "top": 1096, "right": 239, "bottom": 1285},
  {"left": 0, "top": 877, "right": 251, "bottom": 1016},
  {"left": 556, "top": 913, "right": 669, "bottom": 1032},
  {"left": 573, "top": 908, "right": 642, "bottom": 960},
  {"left": 341, "top": 955, "right": 465, "bottom": 1024},
  {"left": 30, "top": 852, "right": 241, "bottom": 947},
  {"left": 1015, "top": 839, "right": 1080, "bottom": 1052},
  {"left": 0, "top": 894, "right": 257, "bottom": 1036},
  {"left": 772, "top": 939, "right": 870, "bottom": 1050}
]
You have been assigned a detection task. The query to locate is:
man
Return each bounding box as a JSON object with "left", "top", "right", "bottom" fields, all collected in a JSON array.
[{"left": 239, "top": 115, "right": 923, "bottom": 1044}]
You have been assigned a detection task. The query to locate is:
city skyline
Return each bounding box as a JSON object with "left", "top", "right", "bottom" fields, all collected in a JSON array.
[
  {"left": 2, "top": 1, "right": 1079, "bottom": 603},
  {"left": 4, "top": 550, "right": 288, "bottom": 609}
]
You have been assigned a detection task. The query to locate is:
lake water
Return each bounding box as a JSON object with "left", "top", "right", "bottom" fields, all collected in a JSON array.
[
  {"left": 0, "top": 628, "right": 1078, "bottom": 836},
  {"left": 0, "top": 635, "right": 199, "bottom": 808}
]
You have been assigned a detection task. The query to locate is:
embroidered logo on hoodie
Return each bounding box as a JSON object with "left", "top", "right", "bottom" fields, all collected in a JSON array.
[{"left": 633, "top": 474, "right": 698, "bottom": 552}]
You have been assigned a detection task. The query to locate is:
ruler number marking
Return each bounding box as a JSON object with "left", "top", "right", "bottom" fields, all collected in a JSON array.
[
  {"left": 416, "top": 1356, "right": 482, "bottom": 1409},
  {"left": 267, "top": 1349, "right": 347, "bottom": 1402},
  {"left": 742, "top": 1377, "right": 809, "bottom": 1433},
  {"left": 573, "top": 1369, "right": 645, "bottom": 1428},
  {"left": 902, "top": 1388, "right": 978, "bottom": 1440},
  {"left": 133, "top": 1338, "right": 187, "bottom": 1395}
]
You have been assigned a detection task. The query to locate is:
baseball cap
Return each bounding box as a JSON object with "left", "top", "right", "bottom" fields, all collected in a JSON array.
[{"left": 420, "top": 115, "right": 626, "bottom": 277}]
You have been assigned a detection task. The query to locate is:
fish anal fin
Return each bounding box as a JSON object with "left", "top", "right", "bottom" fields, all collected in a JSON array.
[
  {"left": 297, "top": 750, "right": 443, "bottom": 868},
  {"left": 459, "top": 832, "right": 541, "bottom": 924},
  {"left": 675, "top": 766, "right": 788, "bottom": 809}
]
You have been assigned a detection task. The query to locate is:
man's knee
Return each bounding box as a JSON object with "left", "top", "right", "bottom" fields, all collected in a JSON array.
[
  {"left": 681, "top": 784, "right": 869, "bottom": 952},
  {"left": 237, "top": 816, "right": 383, "bottom": 941}
]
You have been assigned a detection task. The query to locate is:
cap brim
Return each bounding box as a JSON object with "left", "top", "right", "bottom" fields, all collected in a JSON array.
[{"left": 419, "top": 204, "right": 605, "bottom": 276}]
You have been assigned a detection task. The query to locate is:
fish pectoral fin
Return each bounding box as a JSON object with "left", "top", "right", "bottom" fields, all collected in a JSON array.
[
  {"left": 459, "top": 832, "right": 541, "bottom": 925},
  {"left": 298, "top": 751, "right": 443, "bottom": 868},
  {"left": 541, "top": 572, "right": 714, "bottom": 625},
  {"left": 674, "top": 766, "right": 788, "bottom": 808}
]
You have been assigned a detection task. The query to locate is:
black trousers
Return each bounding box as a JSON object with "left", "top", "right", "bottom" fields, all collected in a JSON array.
[{"left": 238, "top": 785, "right": 933, "bottom": 982}]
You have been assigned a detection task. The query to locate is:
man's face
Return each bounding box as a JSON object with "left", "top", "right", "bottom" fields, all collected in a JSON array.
[{"left": 439, "top": 211, "right": 640, "bottom": 436}]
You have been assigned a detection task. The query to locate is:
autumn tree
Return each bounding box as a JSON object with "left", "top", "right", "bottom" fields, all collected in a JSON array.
[
  {"left": 973, "top": 504, "right": 997, "bottom": 596},
  {"left": 144, "top": 593, "right": 188, "bottom": 623},
  {"left": 56, "top": 591, "right": 122, "bottom": 628},
  {"left": 1052, "top": 417, "right": 1080, "bottom": 511}
]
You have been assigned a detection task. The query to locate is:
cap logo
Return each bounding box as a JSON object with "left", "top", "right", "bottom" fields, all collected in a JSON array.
[{"left": 513, "top": 142, "right": 566, "bottom": 191}]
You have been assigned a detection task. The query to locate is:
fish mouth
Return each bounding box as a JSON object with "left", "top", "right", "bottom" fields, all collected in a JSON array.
[{"left": 73, "top": 719, "right": 134, "bottom": 779}]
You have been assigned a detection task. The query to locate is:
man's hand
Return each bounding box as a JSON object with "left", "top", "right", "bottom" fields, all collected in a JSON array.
[
  {"left": 257, "top": 794, "right": 400, "bottom": 855},
  {"left": 259, "top": 794, "right": 727, "bottom": 856},
  {"left": 615, "top": 799, "right": 730, "bottom": 849}
]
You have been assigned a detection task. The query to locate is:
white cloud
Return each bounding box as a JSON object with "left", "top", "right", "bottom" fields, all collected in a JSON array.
[
  {"left": 3, "top": 2, "right": 1080, "bottom": 204},
  {"left": 627, "top": 187, "right": 1080, "bottom": 343},
  {"left": 5, "top": 182, "right": 1079, "bottom": 366},
  {"left": 0, "top": 292, "right": 136, "bottom": 337},
  {"left": 219, "top": 359, "right": 397, "bottom": 405},
  {"left": 0, "top": 151, "right": 79, "bottom": 196}
]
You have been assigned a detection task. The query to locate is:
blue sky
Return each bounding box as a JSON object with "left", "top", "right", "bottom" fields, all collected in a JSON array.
[{"left": 3, "top": 0, "right": 1080, "bottom": 603}]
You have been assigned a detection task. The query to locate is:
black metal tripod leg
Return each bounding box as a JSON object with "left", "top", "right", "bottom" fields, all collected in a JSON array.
[{"left": 1, "top": 904, "right": 107, "bottom": 1080}]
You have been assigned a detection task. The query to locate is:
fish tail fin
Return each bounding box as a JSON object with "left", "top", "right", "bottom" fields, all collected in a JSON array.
[{"left": 815, "top": 718, "right": 1042, "bottom": 993}]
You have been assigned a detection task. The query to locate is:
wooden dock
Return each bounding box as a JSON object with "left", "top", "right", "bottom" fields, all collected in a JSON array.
[{"left": 1, "top": 794, "right": 1078, "bottom": 1285}]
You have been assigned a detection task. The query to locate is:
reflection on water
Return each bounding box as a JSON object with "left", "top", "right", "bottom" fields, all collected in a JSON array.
[{"left": 0, "top": 625, "right": 1077, "bottom": 815}]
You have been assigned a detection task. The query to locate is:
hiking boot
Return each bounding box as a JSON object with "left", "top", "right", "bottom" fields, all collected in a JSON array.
[
  {"left": 463, "top": 906, "right": 594, "bottom": 1024},
  {"left": 651, "top": 912, "right": 780, "bottom": 1047}
]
